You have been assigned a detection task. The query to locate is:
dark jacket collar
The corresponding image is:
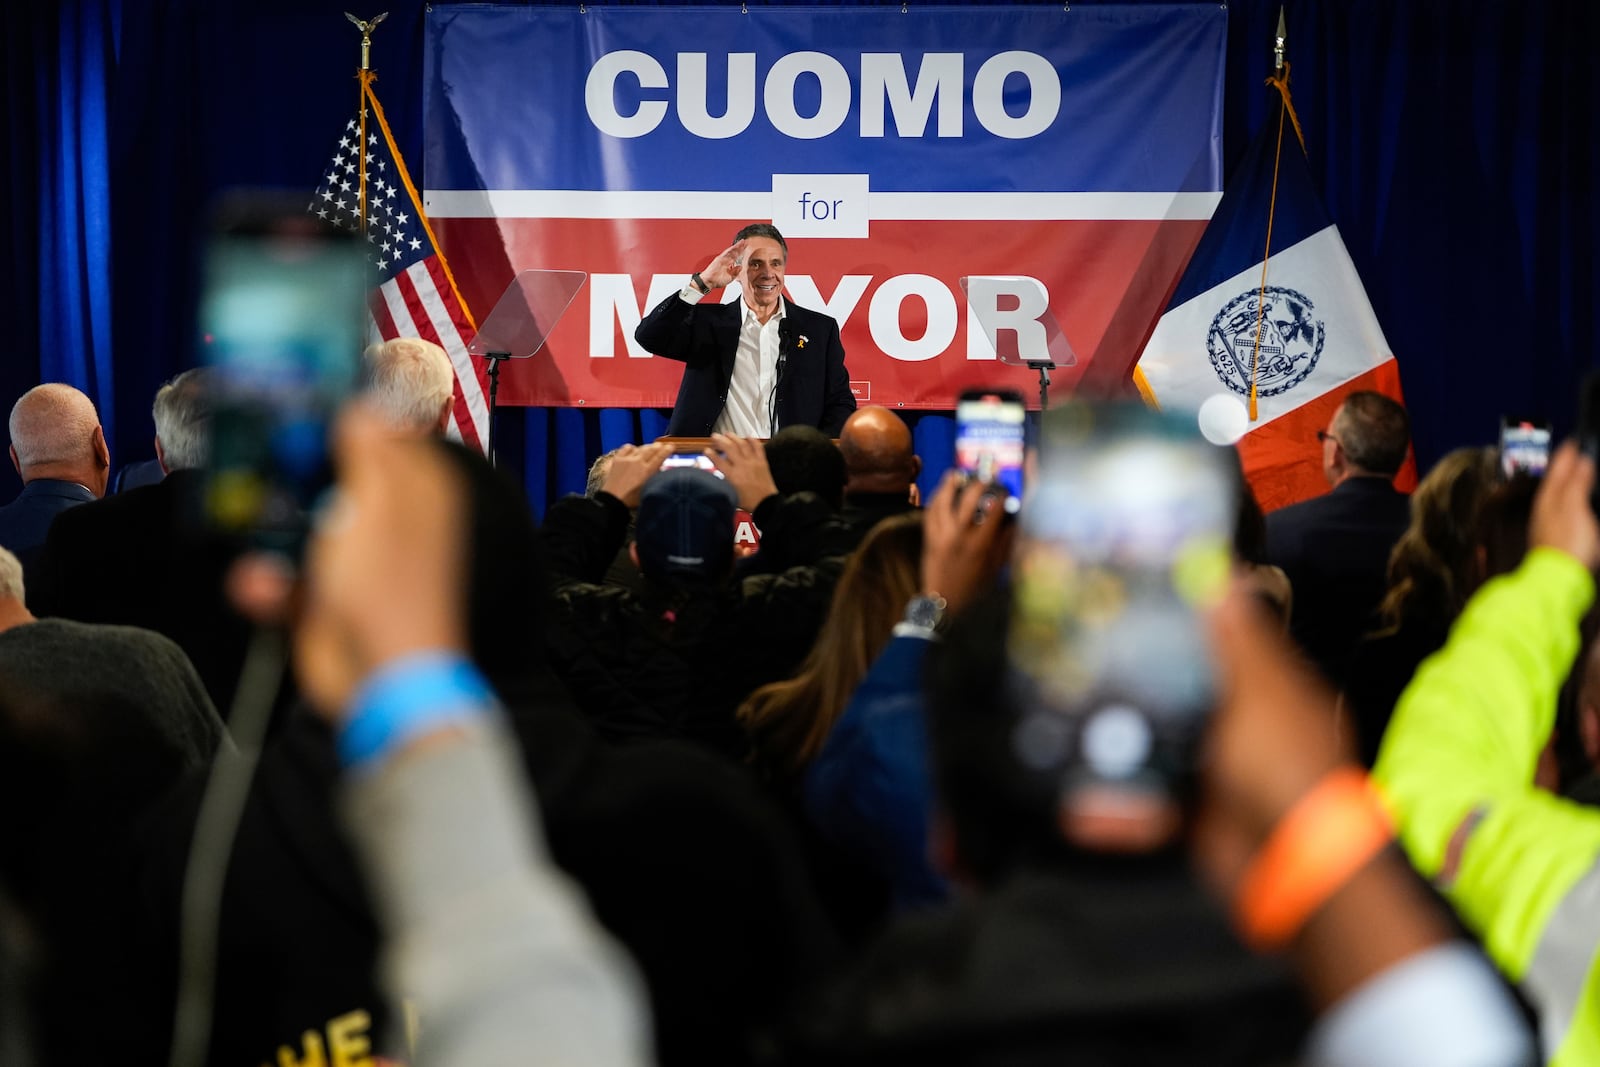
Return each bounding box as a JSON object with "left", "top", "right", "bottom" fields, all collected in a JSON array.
[{"left": 17, "top": 478, "right": 97, "bottom": 503}]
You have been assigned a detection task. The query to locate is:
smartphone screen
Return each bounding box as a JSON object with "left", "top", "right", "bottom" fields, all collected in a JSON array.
[
  {"left": 660, "top": 452, "right": 726, "bottom": 479},
  {"left": 956, "top": 389, "right": 1026, "bottom": 514},
  {"left": 199, "top": 206, "right": 367, "bottom": 554},
  {"left": 1498, "top": 418, "right": 1551, "bottom": 479},
  {"left": 1007, "top": 404, "right": 1233, "bottom": 805}
]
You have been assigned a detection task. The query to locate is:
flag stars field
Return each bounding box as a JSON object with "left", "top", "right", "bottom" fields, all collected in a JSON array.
[{"left": 310, "top": 81, "right": 489, "bottom": 450}]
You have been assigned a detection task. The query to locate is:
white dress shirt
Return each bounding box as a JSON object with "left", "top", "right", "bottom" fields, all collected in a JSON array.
[{"left": 677, "top": 284, "right": 785, "bottom": 438}]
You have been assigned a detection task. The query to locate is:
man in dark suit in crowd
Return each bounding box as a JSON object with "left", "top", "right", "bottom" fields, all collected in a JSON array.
[
  {"left": 27, "top": 369, "right": 255, "bottom": 713},
  {"left": 636, "top": 223, "right": 857, "bottom": 438},
  {"left": 1265, "top": 390, "right": 1412, "bottom": 688},
  {"left": 822, "top": 405, "right": 922, "bottom": 556},
  {"left": 0, "top": 384, "right": 110, "bottom": 587}
]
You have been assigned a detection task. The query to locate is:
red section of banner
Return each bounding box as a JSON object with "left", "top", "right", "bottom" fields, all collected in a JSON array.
[
  {"left": 1239, "top": 360, "right": 1417, "bottom": 514},
  {"left": 433, "top": 216, "right": 1208, "bottom": 411}
]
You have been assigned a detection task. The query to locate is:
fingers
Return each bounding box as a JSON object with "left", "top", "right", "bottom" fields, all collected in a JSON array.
[
  {"left": 708, "top": 432, "right": 776, "bottom": 509},
  {"left": 922, "top": 471, "right": 967, "bottom": 538},
  {"left": 1549, "top": 440, "right": 1591, "bottom": 508},
  {"left": 330, "top": 403, "right": 406, "bottom": 491},
  {"left": 922, "top": 471, "right": 1014, "bottom": 613},
  {"left": 707, "top": 432, "right": 762, "bottom": 467},
  {"left": 706, "top": 241, "right": 748, "bottom": 286},
  {"left": 635, "top": 441, "right": 675, "bottom": 470},
  {"left": 1530, "top": 439, "right": 1600, "bottom": 568},
  {"left": 601, "top": 441, "right": 676, "bottom": 507}
]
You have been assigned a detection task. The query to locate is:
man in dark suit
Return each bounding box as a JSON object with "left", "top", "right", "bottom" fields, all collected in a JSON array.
[
  {"left": 0, "top": 384, "right": 110, "bottom": 587},
  {"left": 831, "top": 405, "right": 921, "bottom": 540},
  {"left": 1264, "top": 390, "right": 1412, "bottom": 689},
  {"left": 635, "top": 223, "right": 857, "bottom": 438},
  {"left": 28, "top": 369, "right": 253, "bottom": 714}
]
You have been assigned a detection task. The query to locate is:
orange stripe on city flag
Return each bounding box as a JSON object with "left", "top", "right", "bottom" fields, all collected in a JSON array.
[{"left": 1238, "top": 360, "right": 1416, "bottom": 513}]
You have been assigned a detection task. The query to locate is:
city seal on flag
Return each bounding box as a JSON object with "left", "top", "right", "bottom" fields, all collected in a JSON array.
[{"left": 1206, "top": 286, "right": 1324, "bottom": 399}]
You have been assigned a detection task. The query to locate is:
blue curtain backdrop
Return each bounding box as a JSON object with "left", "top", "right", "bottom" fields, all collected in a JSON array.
[{"left": 6, "top": 0, "right": 1596, "bottom": 514}]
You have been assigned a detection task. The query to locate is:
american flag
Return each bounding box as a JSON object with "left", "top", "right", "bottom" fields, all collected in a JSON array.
[{"left": 310, "top": 93, "right": 488, "bottom": 449}]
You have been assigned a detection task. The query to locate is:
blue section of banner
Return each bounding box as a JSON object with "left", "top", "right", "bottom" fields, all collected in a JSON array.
[
  {"left": 425, "top": 4, "right": 1224, "bottom": 195},
  {"left": 1165, "top": 106, "right": 1334, "bottom": 309}
]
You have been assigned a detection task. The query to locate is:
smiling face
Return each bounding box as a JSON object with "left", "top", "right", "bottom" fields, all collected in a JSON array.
[{"left": 739, "top": 236, "right": 786, "bottom": 317}]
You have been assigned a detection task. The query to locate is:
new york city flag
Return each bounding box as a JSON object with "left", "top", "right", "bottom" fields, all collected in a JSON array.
[{"left": 1135, "top": 85, "right": 1412, "bottom": 511}]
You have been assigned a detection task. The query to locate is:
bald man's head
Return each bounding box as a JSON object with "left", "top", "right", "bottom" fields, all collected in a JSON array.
[
  {"left": 838, "top": 406, "right": 920, "bottom": 496},
  {"left": 8, "top": 384, "right": 110, "bottom": 496}
]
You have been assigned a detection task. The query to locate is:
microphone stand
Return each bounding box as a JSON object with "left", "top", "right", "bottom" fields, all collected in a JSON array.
[{"left": 484, "top": 350, "right": 510, "bottom": 466}]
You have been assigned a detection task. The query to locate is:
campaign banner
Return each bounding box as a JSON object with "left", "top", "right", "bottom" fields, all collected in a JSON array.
[{"left": 422, "top": 4, "right": 1225, "bottom": 410}]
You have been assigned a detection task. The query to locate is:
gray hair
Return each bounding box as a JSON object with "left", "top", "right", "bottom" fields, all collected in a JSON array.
[
  {"left": 0, "top": 546, "right": 23, "bottom": 602},
  {"left": 361, "top": 338, "right": 456, "bottom": 433},
  {"left": 733, "top": 222, "right": 788, "bottom": 257},
  {"left": 8, "top": 384, "right": 100, "bottom": 472},
  {"left": 153, "top": 369, "right": 213, "bottom": 471},
  {"left": 586, "top": 447, "right": 623, "bottom": 498}
]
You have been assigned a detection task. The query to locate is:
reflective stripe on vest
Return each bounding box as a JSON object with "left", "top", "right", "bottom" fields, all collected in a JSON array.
[{"left": 1524, "top": 856, "right": 1600, "bottom": 1058}]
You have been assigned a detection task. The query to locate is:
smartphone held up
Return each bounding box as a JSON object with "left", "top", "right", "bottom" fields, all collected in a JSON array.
[
  {"left": 956, "top": 388, "right": 1026, "bottom": 515},
  {"left": 198, "top": 197, "right": 368, "bottom": 556},
  {"left": 1006, "top": 403, "right": 1235, "bottom": 812}
]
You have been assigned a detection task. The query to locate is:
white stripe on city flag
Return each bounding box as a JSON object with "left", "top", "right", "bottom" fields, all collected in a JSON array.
[{"left": 423, "top": 189, "right": 1223, "bottom": 222}]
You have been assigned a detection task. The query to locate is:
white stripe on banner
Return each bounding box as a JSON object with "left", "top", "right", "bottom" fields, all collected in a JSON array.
[
  {"left": 404, "top": 261, "right": 489, "bottom": 444},
  {"left": 1137, "top": 223, "right": 1394, "bottom": 428},
  {"left": 424, "top": 189, "right": 1222, "bottom": 222}
]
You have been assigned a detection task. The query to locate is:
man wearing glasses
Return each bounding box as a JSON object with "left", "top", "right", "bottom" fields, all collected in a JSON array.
[{"left": 1265, "top": 391, "right": 1412, "bottom": 689}]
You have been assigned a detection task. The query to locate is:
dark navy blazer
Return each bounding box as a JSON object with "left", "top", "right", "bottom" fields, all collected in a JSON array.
[
  {"left": 636, "top": 293, "right": 857, "bottom": 437},
  {"left": 1264, "top": 476, "right": 1411, "bottom": 688},
  {"left": 0, "top": 478, "right": 96, "bottom": 586}
]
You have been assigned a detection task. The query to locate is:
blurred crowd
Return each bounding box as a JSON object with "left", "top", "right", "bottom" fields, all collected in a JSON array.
[{"left": 4, "top": 343, "right": 1595, "bottom": 1067}]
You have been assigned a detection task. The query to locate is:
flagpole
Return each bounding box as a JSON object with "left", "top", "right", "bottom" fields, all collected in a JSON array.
[
  {"left": 1246, "top": 6, "right": 1303, "bottom": 423},
  {"left": 345, "top": 12, "right": 388, "bottom": 237}
]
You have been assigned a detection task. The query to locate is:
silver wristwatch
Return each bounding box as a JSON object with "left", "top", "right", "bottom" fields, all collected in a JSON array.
[{"left": 896, "top": 593, "right": 948, "bottom": 637}]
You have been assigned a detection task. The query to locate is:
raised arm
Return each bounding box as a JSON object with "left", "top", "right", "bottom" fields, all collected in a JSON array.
[{"left": 296, "top": 410, "right": 652, "bottom": 1067}]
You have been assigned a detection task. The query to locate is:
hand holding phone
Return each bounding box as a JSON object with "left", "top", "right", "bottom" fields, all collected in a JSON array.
[
  {"left": 956, "top": 389, "right": 1026, "bottom": 516},
  {"left": 199, "top": 197, "right": 368, "bottom": 556},
  {"left": 1498, "top": 417, "right": 1551, "bottom": 479},
  {"left": 1007, "top": 404, "right": 1234, "bottom": 809}
]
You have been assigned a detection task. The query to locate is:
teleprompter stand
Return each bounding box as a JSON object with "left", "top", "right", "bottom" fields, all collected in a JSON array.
[
  {"left": 959, "top": 276, "right": 1078, "bottom": 413},
  {"left": 468, "top": 269, "right": 587, "bottom": 465}
]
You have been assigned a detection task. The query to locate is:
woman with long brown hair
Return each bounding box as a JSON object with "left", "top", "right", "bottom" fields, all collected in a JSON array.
[
  {"left": 737, "top": 513, "right": 924, "bottom": 780},
  {"left": 1345, "top": 445, "right": 1498, "bottom": 763}
]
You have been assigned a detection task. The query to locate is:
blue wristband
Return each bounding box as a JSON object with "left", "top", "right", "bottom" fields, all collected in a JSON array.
[{"left": 338, "top": 652, "right": 495, "bottom": 769}]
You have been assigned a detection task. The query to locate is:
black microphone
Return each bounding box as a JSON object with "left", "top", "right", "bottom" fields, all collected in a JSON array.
[
  {"left": 778, "top": 316, "right": 796, "bottom": 364},
  {"left": 771, "top": 317, "right": 795, "bottom": 433}
]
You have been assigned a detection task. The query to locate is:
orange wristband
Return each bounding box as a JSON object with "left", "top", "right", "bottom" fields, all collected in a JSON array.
[{"left": 1233, "top": 766, "right": 1394, "bottom": 952}]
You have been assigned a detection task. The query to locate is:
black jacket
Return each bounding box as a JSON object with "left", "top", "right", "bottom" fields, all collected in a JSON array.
[
  {"left": 0, "top": 478, "right": 95, "bottom": 590},
  {"left": 1264, "top": 476, "right": 1411, "bottom": 689},
  {"left": 788, "top": 856, "right": 1310, "bottom": 1066},
  {"left": 122, "top": 698, "right": 839, "bottom": 1067},
  {"left": 26, "top": 469, "right": 257, "bottom": 714},
  {"left": 541, "top": 489, "right": 842, "bottom": 759},
  {"left": 636, "top": 292, "right": 857, "bottom": 437}
]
